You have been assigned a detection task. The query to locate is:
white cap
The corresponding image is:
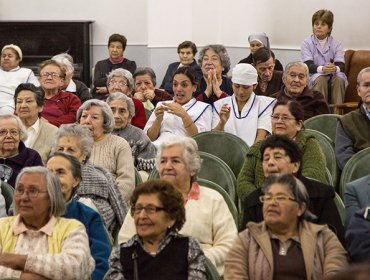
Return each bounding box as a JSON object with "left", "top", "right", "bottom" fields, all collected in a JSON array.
[
  {"left": 1, "top": 44, "right": 23, "bottom": 61},
  {"left": 232, "top": 63, "right": 258, "bottom": 86}
]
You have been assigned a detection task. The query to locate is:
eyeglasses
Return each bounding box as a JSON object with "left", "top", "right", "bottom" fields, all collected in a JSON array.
[
  {"left": 108, "top": 81, "right": 128, "bottom": 87},
  {"left": 131, "top": 205, "right": 166, "bottom": 215},
  {"left": 259, "top": 194, "right": 297, "bottom": 204},
  {"left": 40, "top": 72, "right": 61, "bottom": 79},
  {"left": 0, "top": 129, "right": 19, "bottom": 137},
  {"left": 14, "top": 187, "right": 48, "bottom": 199},
  {"left": 271, "top": 115, "right": 296, "bottom": 122}
]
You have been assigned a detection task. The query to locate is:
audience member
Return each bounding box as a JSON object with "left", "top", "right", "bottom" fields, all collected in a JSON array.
[
  {"left": 252, "top": 47, "right": 284, "bottom": 96},
  {"left": 224, "top": 173, "right": 347, "bottom": 279},
  {"left": 326, "top": 263, "right": 370, "bottom": 280},
  {"left": 160, "top": 40, "right": 202, "bottom": 95},
  {"left": 212, "top": 63, "right": 276, "bottom": 146},
  {"left": 0, "top": 166, "right": 95, "bottom": 279},
  {"left": 301, "top": 9, "right": 347, "bottom": 104},
  {"left": 239, "top": 32, "right": 283, "bottom": 71},
  {"left": 77, "top": 99, "right": 135, "bottom": 203},
  {"left": 106, "top": 179, "right": 207, "bottom": 279},
  {"left": 0, "top": 114, "right": 43, "bottom": 187},
  {"left": 195, "top": 44, "right": 233, "bottom": 104},
  {"left": 237, "top": 100, "right": 328, "bottom": 201},
  {"left": 118, "top": 136, "right": 237, "bottom": 275},
  {"left": 335, "top": 67, "right": 370, "bottom": 170},
  {"left": 14, "top": 83, "right": 58, "bottom": 163},
  {"left": 92, "top": 33, "right": 137, "bottom": 99},
  {"left": 144, "top": 67, "right": 212, "bottom": 146},
  {"left": 0, "top": 44, "right": 39, "bottom": 114},
  {"left": 52, "top": 53, "right": 92, "bottom": 103},
  {"left": 272, "top": 61, "right": 330, "bottom": 120},
  {"left": 39, "top": 59, "right": 81, "bottom": 127}
]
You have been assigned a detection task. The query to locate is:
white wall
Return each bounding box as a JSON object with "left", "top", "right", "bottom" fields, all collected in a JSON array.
[{"left": 1, "top": 0, "right": 369, "bottom": 84}]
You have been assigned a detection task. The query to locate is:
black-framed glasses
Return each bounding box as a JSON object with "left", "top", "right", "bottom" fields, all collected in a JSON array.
[
  {"left": 131, "top": 205, "right": 166, "bottom": 215},
  {"left": 259, "top": 194, "right": 297, "bottom": 204},
  {"left": 40, "top": 72, "right": 61, "bottom": 79},
  {"left": 0, "top": 164, "right": 13, "bottom": 183},
  {"left": 14, "top": 187, "right": 48, "bottom": 199},
  {"left": 271, "top": 115, "right": 296, "bottom": 122}
]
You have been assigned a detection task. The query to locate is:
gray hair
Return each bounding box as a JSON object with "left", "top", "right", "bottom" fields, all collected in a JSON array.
[
  {"left": 0, "top": 114, "right": 28, "bottom": 142},
  {"left": 106, "top": 92, "right": 136, "bottom": 119},
  {"left": 14, "top": 166, "right": 65, "bottom": 217},
  {"left": 156, "top": 136, "right": 202, "bottom": 183},
  {"left": 357, "top": 67, "right": 370, "bottom": 85},
  {"left": 283, "top": 61, "right": 309, "bottom": 78},
  {"left": 76, "top": 99, "right": 115, "bottom": 134},
  {"left": 261, "top": 173, "right": 317, "bottom": 222},
  {"left": 52, "top": 53, "right": 74, "bottom": 74},
  {"left": 51, "top": 123, "right": 94, "bottom": 162},
  {"left": 198, "top": 44, "right": 231, "bottom": 75},
  {"left": 133, "top": 67, "right": 157, "bottom": 86},
  {"left": 107, "top": 68, "right": 134, "bottom": 91}
]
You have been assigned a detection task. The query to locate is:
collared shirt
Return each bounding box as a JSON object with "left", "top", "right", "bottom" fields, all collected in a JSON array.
[
  {"left": 268, "top": 230, "right": 300, "bottom": 256},
  {"left": 363, "top": 103, "right": 370, "bottom": 121},
  {"left": 184, "top": 181, "right": 200, "bottom": 204},
  {"left": 65, "top": 79, "right": 77, "bottom": 92},
  {"left": 24, "top": 118, "right": 40, "bottom": 147}
]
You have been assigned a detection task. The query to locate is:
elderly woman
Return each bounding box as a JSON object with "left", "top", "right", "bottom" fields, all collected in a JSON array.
[
  {"left": 77, "top": 99, "right": 135, "bottom": 202},
  {"left": 47, "top": 152, "right": 110, "bottom": 280},
  {"left": 237, "top": 99, "right": 328, "bottom": 201},
  {"left": 107, "top": 92, "right": 156, "bottom": 177},
  {"left": 144, "top": 66, "right": 212, "bottom": 146},
  {"left": 106, "top": 68, "right": 147, "bottom": 129},
  {"left": 0, "top": 44, "right": 39, "bottom": 114},
  {"left": 118, "top": 135, "right": 237, "bottom": 275},
  {"left": 52, "top": 53, "right": 92, "bottom": 103},
  {"left": 0, "top": 114, "right": 42, "bottom": 187},
  {"left": 224, "top": 173, "right": 347, "bottom": 279},
  {"left": 212, "top": 63, "right": 276, "bottom": 146},
  {"left": 51, "top": 123, "right": 127, "bottom": 233},
  {"left": 106, "top": 179, "right": 207, "bottom": 279},
  {"left": 39, "top": 59, "right": 81, "bottom": 127},
  {"left": 92, "top": 33, "right": 137, "bottom": 99},
  {"left": 195, "top": 44, "right": 233, "bottom": 104},
  {"left": 0, "top": 166, "right": 95, "bottom": 279},
  {"left": 14, "top": 83, "right": 58, "bottom": 163}
]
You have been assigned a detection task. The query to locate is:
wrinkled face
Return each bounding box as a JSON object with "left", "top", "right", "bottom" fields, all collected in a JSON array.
[
  {"left": 262, "top": 183, "right": 304, "bottom": 230},
  {"left": 15, "top": 172, "right": 51, "bottom": 222},
  {"left": 108, "top": 76, "right": 130, "bottom": 95},
  {"left": 232, "top": 83, "right": 255, "bottom": 104},
  {"left": 39, "top": 65, "right": 64, "bottom": 91},
  {"left": 249, "top": 40, "right": 264, "bottom": 54},
  {"left": 15, "top": 90, "right": 43, "bottom": 122},
  {"left": 172, "top": 74, "right": 196, "bottom": 105},
  {"left": 201, "top": 49, "right": 223, "bottom": 77},
  {"left": 133, "top": 193, "right": 174, "bottom": 242},
  {"left": 255, "top": 57, "right": 275, "bottom": 82},
  {"left": 108, "top": 41, "right": 124, "bottom": 60},
  {"left": 357, "top": 72, "right": 370, "bottom": 108},
  {"left": 283, "top": 66, "right": 308, "bottom": 95},
  {"left": 1, "top": 48, "right": 20, "bottom": 71},
  {"left": 56, "top": 136, "right": 86, "bottom": 163},
  {"left": 79, "top": 106, "right": 105, "bottom": 140},
  {"left": 178, "top": 47, "right": 194, "bottom": 66},
  {"left": 262, "top": 147, "right": 300, "bottom": 177},
  {"left": 109, "top": 99, "right": 131, "bottom": 129},
  {"left": 313, "top": 20, "right": 331, "bottom": 40},
  {"left": 134, "top": 74, "right": 155, "bottom": 93},
  {"left": 271, "top": 105, "right": 302, "bottom": 138},
  {"left": 47, "top": 156, "right": 80, "bottom": 201},
  {"left": 0, "top": 118, "right": 20, "bottom": 155}
]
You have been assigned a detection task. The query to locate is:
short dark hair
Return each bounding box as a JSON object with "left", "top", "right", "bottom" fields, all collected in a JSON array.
[
  {"left": 312, "top": 9, "right": 334, "bottom": 35},
  {"left": 172, "top": 66, "right": 199, "bottom": 89},
  {"left": 272, "top": 99, "right": 305, "bottom": 123},
  {"left": 108, "top": 33, "right": 127, "bottom": 51},
  {"left": 130, "top": 179, "right": 186, "bottom": 232},
  {"left": 252, "top": 46, "right": 276, "bottom": 65},
  {"left": 14, "top": 83, "right": 45, "bottom": 108},
  {"left": 133, "top": 67, "right": 157, "bottom": 86},
  {"left": 177, "top": 41, "right": 197, "bottom": 55}
]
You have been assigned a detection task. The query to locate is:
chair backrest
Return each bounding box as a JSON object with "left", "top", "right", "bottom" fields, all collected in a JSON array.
[
  {"left": 193, "top": 131, "right": 249, "bottom": 178},
  {"left": 303, "top": 114, "right": 340, "bottom": 142},
  {"left": 204, "top": 257, "right": 221, "bottom": 280},
  {"left": 134, "top": 167, "right": 143, "bottom": 186},
  {"left": 334, "top": 192, "right": 345, "bottom": 226},
  {"left": 1, "top": 181, "right": 14, "bottom": 213},
  {"left": 339, "top": 147, "right": 370, "bottom": 199}
]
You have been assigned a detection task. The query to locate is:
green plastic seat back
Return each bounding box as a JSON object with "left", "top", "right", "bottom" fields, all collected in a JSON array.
[
  {"left": 204, "top": 257, "right": 221, "bottom": 280},
  {"left": 303, "top": 114, "right": 340, "bottom": 142},
  {"left": 1, "top": 181, "right": 14, "bottom": 213}
]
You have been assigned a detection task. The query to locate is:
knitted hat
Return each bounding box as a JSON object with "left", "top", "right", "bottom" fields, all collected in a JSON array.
[
  {"left": 232, "top": 63, "right": 258, "bottom": 86},
  {"left": 248, "top": 33, "right": 270, "bottom": 49},
  {"left": 1, "top": 44, "right": 23, "bottom": 61}
]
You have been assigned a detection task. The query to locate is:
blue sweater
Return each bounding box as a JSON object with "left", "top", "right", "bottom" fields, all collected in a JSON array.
[{"left": 63, "top": 199, "right": 110, "bottom": 280}]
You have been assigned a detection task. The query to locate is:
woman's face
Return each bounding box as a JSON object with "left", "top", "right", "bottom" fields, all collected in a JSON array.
[
  {"left": 134, "top": 74, "right": 155, "bottom": 93},
  {"left": 108, "top": 41, "right": 124, "bottom": 60},
  {"left": 15, "top": 90, "right": 43, "bottom": 123},
  {"left": 1, "top": 48, "right": 20, "bottom": 71},
  {"left": 313, "top": 20, "right": 331, "bottom": 40},
  {"left": 0, "top": 118, "right": 20, "bottom": 156},
  {"left": 109, "top": 99, "right": 131, "bottom": 129},
  {"left": 232, "top": 83, "right": 255, "bottom": 104},
  {"left": 271, "top": 105, "right": 302, "bottom": 138},
  {"left": 47, "top": 156, "right": 80, "bottom": 201},
  {"left": 39, "top": 65, "right": 64, "bottom": 92},
  {"left": 108, "top": 76, "right": 130, "bottom": 95},
  {"left": 249, "top": 40, "right": 264, "bottom": 54},
  {"left": 56, "top": 136, "right": 87, "bottom": 163},
  {"left": 201, "top": 49, "right": 223, "bottom": 77},
  {"left": 134, "top": 193, "right": 174, "bottom": 243},
  {"left": 178, "top": 47, "right": 194, "bottom": 66},
  {"left": 79, "top": 106, "right": 105, "bottom": 140},
  {"left": 172, "top": 74, "right": 196, "bottom": 105}
]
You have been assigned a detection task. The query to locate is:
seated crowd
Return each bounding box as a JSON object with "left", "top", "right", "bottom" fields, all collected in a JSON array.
[{"left": 0, "top": 7, "right": 370, "bottom": 279}]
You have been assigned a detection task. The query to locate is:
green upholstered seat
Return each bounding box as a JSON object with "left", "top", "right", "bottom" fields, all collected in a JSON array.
[
  {"left": 303, "top": 114, "right": 340, "bottom": 142},
  {"left": 334, "top": 192, "right": 345, "bottom": 226},
  {"left": 1, "top": 181, "right": 14, "bottom": 213},
  {"left": 204, "top": 257, "right": 221, "bottom": 280}
]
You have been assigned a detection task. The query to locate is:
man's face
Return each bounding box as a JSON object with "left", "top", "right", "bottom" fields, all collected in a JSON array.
[
  {"left": 283, "top": 66, "right": 308, "bottom": 95},
  {"left": 255, "top": 57, "right": 275, "bottom": 82},
  {"left": 357, "top": 71, "right": 370, "bottom": 109}
]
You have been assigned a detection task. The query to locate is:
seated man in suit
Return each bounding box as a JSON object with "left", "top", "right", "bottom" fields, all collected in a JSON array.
[
  {"left": 335, "top": 67, "right": 370, "bottom": 170},
  {"left": 242, "top": 134, "right": 344, "bottom": 244}
]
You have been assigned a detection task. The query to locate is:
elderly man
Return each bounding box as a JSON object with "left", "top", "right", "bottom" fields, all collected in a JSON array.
[
  {"left": 335, "top": 67, "right": 370, "bottom": 170},
  {"left": 273, "top": 61, "right": 330, "bottom": 120},
  {"left": 252, "top": 47, "right": 283, "bottom": 97}
]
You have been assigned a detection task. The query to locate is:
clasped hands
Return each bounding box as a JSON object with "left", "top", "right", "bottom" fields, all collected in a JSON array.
[
  {"left": 204, "top": 69, "right": 223, "bottom": 98},
  {"left": 322, "top": 62, "right": 337, "bottom": 75},
  {"left": 134, "top": 90, "right": 155, "bottom": 102}
]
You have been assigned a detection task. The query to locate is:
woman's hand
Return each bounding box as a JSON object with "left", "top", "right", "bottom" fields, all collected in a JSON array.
[
  {"left": 0, "top": 253, "right": 27, "bottom": 270},
  {"left": 144, "top": 90, "right": 155, "bottom": 101},
  {"left": 219, "top": 104, "right": 231, "bottom": 124},
  {"left": 323, "top": 62, "right": 337, "bottom": 74},
  {"left": 21, "top": 272, "right": 50, "bottom": 280},
  {"left": 95, "top": 86, "right": 108, "bottom": 94},
  {"left": 154, "top": 104, "right": 166, "bottom": 122},
  {"left": 204, "top": 70, "right": 214, "bottom": 97},
  {"left": 162, "top": 102, "right": 187, "bottom": 118},
  {"left": 212, "top": 71, "right": 223, "bottom": 98},
  {"left": 134, "top": 92, "right": 146, "bottom": 102}
]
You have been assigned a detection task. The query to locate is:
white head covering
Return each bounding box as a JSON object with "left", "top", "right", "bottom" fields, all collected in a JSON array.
[
  {"left": 248, "top": 33, "right": 270, "bottom": 49},
  {"left": 1, "top": 44, "right": 23, "bottom": 61},
  {"left": 232, "top": 63, "right": 258, "bottom": 86}
]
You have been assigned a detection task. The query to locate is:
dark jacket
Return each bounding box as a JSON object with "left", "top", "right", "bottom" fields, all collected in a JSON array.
[
  {"left": 254, "top": 71, "right": 284, "bottom": 97},
  {"left": 71, "top": 79, "right": 92, "bottom": 103},
  {"left": 239, "top": 53, "right": 284, "bottom": 71}
]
